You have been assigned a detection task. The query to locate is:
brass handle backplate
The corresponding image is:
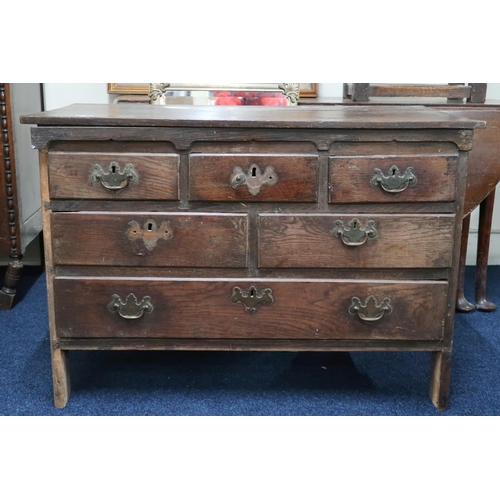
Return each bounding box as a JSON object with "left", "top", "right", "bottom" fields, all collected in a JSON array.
[
  {"left": 127, "top": 219, "right": 173, "bottom": 251},
  {"left": 230, "top": 163, "right": 278, "bottom": 196},
  {"left": 349, "top": 295, "right": 392, "bottom": 322},
  {"left": 332, "top": 218, "right": 377, "bottom": 247},
  {"left": 371, "top": 165, "right": 417, "bottom": 193},
  {"left": 230, "top": 285, "right": 274, "bottom": 313},
  {"left": 108, "top": 293, "right": 153, "bottom": 320},
  {"left": 91, "top": 161, "right": 138, "bottom": 191}
]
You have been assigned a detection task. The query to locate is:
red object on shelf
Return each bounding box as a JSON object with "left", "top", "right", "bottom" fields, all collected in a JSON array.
[
  {"left": 214, "top": 96, "right": 243, "bottom": 105},
  {"left": 258, "top": 96, "right": 288, "bottom": 106},
  {"left": 213, "top": 91, "right": 288, "bottom": 106}
]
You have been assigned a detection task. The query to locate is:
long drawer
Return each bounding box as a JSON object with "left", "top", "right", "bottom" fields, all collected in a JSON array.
[
  {"left": 51, "top": 212, "right": 248, "bottom": 267},
  {"left": 48, "top": 152, "right": 179, "bottom": 200},
  {"left": 329, "top": 154, "right": 458, "bottom": 203},
  {"left": 259, "top": 213, "right": 455, "bottom": 268},
  {"left": 53, "top": 278, "right": 448, "bottom": 341}
]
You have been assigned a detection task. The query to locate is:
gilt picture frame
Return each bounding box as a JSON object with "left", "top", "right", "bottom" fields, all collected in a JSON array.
[{"left": 107, "top": 83, "right": 318, "bottom": 98}]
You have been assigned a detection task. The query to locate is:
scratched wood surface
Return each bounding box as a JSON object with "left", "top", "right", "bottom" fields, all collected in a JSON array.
[
  {"left": 329, "top": 155, "right": 458, "bottom": 203},
  {"left": 48, "top": 151, "right": 179, "bottom": 200},
  {"left": 53, "top": 278, "right": 448, "bottom": 341},
  {"left": 51, "top": 212, "right": 248, "bottom": 268},
  {"left": 259, "top": 214, "right": 455, "bottom": 268},
  {"left": 189, "top": 153, "right": 318, "bottom": 202}
]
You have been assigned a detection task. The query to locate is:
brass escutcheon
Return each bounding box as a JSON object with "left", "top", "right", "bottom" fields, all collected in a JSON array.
[
  {"left": 349, "top": 295, "right": 392, "bottom": 322},
  {"left": 230, "top": 285, "right": 274, "bottom": 313},
  {"left": 230, "top": 163, "right": 278, "bottom": 196},
  {"left": 127, "top": 219, "right": 173, "bottom": 251},
  {"left": 371, "top": 165, "right": 417, "bottom": 193},
  {"left": 108, "top": 293, "right": 154, "bottom": 320},
  {"left": 332, "top": 218, "right": 377, "bottom": 247},
  {"left": 91, "top": 161, "right": 138, "bottom": 191}
]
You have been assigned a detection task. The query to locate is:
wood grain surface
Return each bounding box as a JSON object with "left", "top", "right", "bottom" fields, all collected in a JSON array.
[
  {"left": 48, "top": 151, "right": 179, "bottom": 200},
  {"left": 189, "top": 153, "right": 318, "bottom": 202},
  {"left": 53, "top": 278, "right": 448, "bottom": 341},
  {"left": 51, "top": 212, "right": 248, "bottom": 267},
  {"left": 330, "top": 155, "right": 457, "bottom": 203},
  {"left": 259, "top": 214, "right": 455, "bottom": 268},
  {"left": 20, "top": 103, "right": 485, "bottom": 129}
]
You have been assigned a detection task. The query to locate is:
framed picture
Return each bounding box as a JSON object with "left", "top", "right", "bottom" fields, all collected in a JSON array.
[{"left": 107, "top": 83, "right": 318, "bottom": 98}]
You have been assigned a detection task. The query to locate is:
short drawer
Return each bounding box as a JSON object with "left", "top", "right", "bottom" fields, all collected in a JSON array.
[
  {"left": 189, "top": 154, "right": 318, "bottom": 202},
  {"left": 48, "top": 152, "right": 179, "bottom": 200},
  {"left": 53, "top": 278, "right": 447, "bottom": 341},
  {"left": 51, "top": 212, "right": 248, "bottom": 268},
  {"left": 259, "top": 214, "right": 455, "bottom": 268},
  {"left": 329, "top": 155, "right": 457, "bottom": 203}
]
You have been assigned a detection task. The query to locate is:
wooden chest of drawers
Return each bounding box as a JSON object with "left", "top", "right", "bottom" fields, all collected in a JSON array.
[{"left": 21, "top": 104, "right": 484, "bottom": 410}]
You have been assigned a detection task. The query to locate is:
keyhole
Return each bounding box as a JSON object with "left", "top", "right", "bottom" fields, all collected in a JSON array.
[
  {"left": 251, "top": 166, "right": 257, "bottom": 177},
  {"left": 147, "top": 223, "right": 153, "bottom": 231},
  {"left": 250, "top": 289, "right": 255, "bottom": 297},
  {"left": 111, "top": 164, "right": 116, "bottom": 173}
]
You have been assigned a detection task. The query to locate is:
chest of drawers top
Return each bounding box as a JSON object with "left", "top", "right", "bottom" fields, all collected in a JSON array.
[{"left": 22, "top": 102, "right": 484, "bottom": 130}]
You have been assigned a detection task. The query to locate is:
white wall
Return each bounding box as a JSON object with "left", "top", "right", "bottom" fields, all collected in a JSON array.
[
  {"left": 41, "top": 83, "right": 500, "bottom": 265},
  {"left": 43, "top": 83, "right": 114, "bottom": 109}
]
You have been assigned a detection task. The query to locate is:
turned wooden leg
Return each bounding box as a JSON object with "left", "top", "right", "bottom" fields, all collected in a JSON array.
[
  {"left": 0, "top": 259, "right": 23, "bottom": 310},
  {"left": 52, "top": 348, "right": 71, "bottom": 408},
  {"left": 475, "top": 189, "right": 497, "bottom": 312},
  {"left": 429, "top": 350, "right": 452, "bottom": 411},
  {"left": 456, "top": 214, "right": 475, "bottom": 312}
]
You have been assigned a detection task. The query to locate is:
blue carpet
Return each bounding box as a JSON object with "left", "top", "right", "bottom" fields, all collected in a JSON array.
[{"left": 1, "top": 266, "right": 499, "bottom": 415}]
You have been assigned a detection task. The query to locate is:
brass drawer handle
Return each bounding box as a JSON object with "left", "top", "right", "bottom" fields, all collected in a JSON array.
[
  {"left": 230, "top": 163, "right": 278, "bottom": 196},
  {"left": 91, "top": 161, "right": 138, "bottom": 191},
  {"left": 371, "top": 165, "right": 417, "bottom": 193},
  {"left": 108, "top": 293, "right": 153, "bottom": 319},
  {"left": 230, "top": 285, "right": 274, "bottom": 313},
  {"left": 349, "top": 295, "right": 392, "bottom": 322},
  {"left": 332, "top": 218, "right": 377, "bottom": 247},
  {"left": 127, "top": 219, "right": 173, "bottom": 250}
]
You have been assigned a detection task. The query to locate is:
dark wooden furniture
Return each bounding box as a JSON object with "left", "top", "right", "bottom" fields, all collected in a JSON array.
[
  {"left": 343, "top": 83, "right": 487, "bottom": 103},
  {"left": 0, "top": 83, "right": 43, "bottom": 310},
  {"left": 21, "top": 103, "right": 483, "bottom": 410},
  {"left": 446, "top": 105, "right": 499, "bottom": 312},
  {"left": 300, "top": 91, "right": 500, "bottom": 313}
]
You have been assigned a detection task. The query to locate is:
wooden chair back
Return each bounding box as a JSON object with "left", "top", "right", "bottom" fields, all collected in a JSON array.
[{"left": 343, "top": 83, "right": 487, "bottom": 103}]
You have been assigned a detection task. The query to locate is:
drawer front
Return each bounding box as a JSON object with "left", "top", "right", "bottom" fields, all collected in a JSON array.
[
  {"left": 189, "top": 154, "right": 318, "bottom": 202},
  {"left": 48, "top": 152, "right": 179, "bottom": 200},
  {"left": 51, "top": 213, "right": 248, "bottom": 268},
  {"left": 329, "top": 155, "right": 457, "bottom": 203},
  {"left": 259, "top": 214, "right": 455, "bottom": 268},
  {"left": 53, "top": 278, "right": 447, "bottom": 341}
]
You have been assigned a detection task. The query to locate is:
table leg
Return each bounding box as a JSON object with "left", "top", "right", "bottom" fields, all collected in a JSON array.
[
  {"left": 0, "top": 259, "right": 23, "bottom": 310},
  {"left": 475, "top": 189, "right": 497, "bottom": 312},
  {"left": 456, "top": 214, "right": 475, "bottom": 312},
  {"left": 429, "top": 350, "right": 452, "bottom": 411},
  {"left": 52, "top": 348, "right": 71, "bottom": 408}
]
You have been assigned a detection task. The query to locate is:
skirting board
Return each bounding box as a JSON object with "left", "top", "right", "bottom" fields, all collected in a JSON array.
[
  {"left": 0, "top": 234, "right": 42, "bottom": 266},
  {"left": 466, "top": 230, "right": 500, "bottom": 266}
]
